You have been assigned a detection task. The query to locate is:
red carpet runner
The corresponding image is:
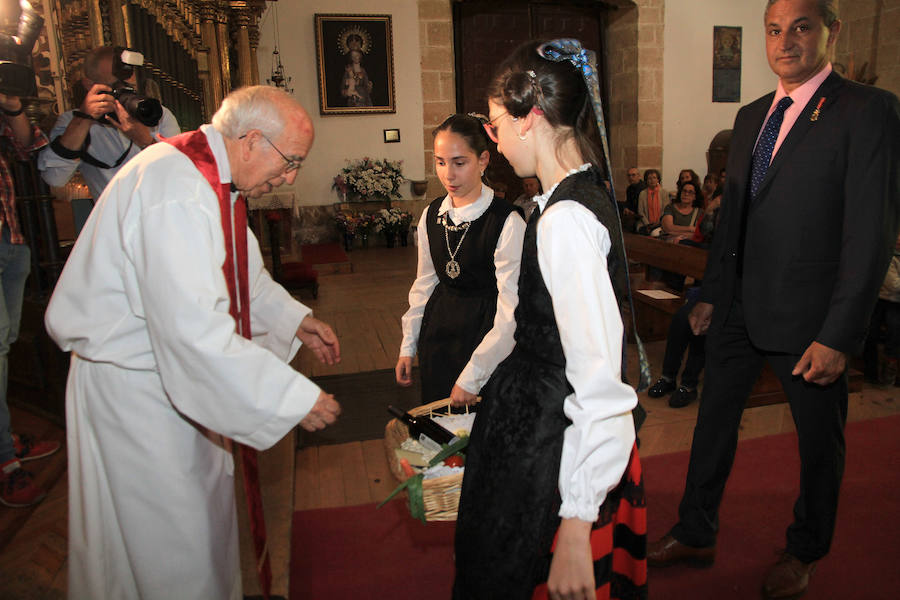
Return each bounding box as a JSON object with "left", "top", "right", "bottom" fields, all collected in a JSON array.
[{"left": 290, "top": 415, "right": 900, "bottom": 599}]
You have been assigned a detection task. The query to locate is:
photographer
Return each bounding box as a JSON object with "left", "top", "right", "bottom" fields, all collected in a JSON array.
[
  {"left": 0, "top": 90, "right": 60, "bottom": 508},
  {"left": 38, "top": 46, "right": 180, "bottom": 199}
]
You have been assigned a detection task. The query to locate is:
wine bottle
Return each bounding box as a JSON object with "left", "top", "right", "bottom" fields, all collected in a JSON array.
[{"left": 387, "top": 405, "right": 458, "bottom": 447}]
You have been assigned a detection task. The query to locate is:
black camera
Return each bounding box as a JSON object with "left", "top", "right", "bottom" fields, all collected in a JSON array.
[
  {"left": 101, "top": 48, "right": 162, "bottom": 127},
  {"left": 0, "top": 0, "right": 44, "bottom": 97}
]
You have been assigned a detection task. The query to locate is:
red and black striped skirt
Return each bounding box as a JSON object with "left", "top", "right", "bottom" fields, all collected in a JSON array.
[{"left": 532, "top": 443, "right": 647, "bottom": 599}]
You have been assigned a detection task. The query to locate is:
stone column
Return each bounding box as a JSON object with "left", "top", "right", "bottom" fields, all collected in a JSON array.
[
  {"left": 605, "top": 0, "right": 663, "bottom": 201},
  {"left": 199, "top": 1, "right": 225, "bottom": 108},
  {"left": 636, "top": 0, "right": 664, "bottom": 182},
  {"left": 233, "top": 11, "right": 254, "bottom": 88},
  {"left": 107, "top": 0, "right": 127, "bottom": 47},
  {"left": 216, "top": 1, "right": 233, "bottom": 95},
  {"left": 249, "top": 28, "right": 260, "bottom": 86},
  {"left": 834, "top": 0, "right": 900, "bottom": 97},
  {"left": 417, "top": 0, "right": 456, "bottom": 204}
]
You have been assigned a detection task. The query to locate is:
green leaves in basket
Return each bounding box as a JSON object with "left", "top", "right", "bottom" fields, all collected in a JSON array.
[
  {"left": 378, "top": 473, "right": 426, "bottom": 524},
  {"left": 378, "top": 437, "right": 469, "bottom": 524},
  {"left": 427, "top": 436, "right": 469, "bottom": 467},
  {"left": 407, "top": 474, "right": 426, "bottom": 523}
]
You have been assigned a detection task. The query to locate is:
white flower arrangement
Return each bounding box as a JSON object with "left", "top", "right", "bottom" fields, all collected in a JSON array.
[
  {"left": 374, "top": 207, "right": 413, "bottom": 234},
  {"left": 332, "top": 157, "right": 405, "bottom": 201}
]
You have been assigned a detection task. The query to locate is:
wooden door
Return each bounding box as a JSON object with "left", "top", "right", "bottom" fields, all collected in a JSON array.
[{"left": 453, "top": 1, "right": 610, "bottom": 202}]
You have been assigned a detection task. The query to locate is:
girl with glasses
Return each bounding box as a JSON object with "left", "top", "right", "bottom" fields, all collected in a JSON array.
[
  {"left": 396, "top": 114, "right": 525, "bottom": 407},
  {"left": 453, "top": 40, "right": 647, "bottom": 600}
]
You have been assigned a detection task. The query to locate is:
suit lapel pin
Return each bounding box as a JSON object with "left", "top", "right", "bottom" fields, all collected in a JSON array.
[{"left": 810, "top": 97, "right": 826, "bottom": 122}]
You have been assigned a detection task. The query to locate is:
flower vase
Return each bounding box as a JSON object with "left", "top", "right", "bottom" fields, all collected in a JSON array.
[
  {"left": 399, "top": 229, "right": 409, "bottom": 247},
  {"left": 384, "top": 231, "right": 396, "bottom": 248},
  {"left": 343, "top": 233, "right": 355, "bottom": 252},
  {"left": 360, "top": 233, "right": 369, "bottom": 249}
]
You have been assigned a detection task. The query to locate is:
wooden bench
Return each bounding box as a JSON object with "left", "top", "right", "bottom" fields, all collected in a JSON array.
[
  {"left": 625, "top": 233, "right": 707, "bottom": 341},
  {"left": 623, "top": 233, "right": 862, "bottom": 405}
]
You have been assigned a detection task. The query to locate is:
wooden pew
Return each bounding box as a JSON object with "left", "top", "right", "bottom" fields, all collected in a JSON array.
[
  {"left": 623, "top": 233, "right": 862, "bottom": 405},
  {"left": 625, "top": 234, "right": 707, "bottom": 341}
]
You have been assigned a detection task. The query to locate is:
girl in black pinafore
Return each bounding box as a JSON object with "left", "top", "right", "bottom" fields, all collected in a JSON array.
[
  {"left": 453, "top": 41, "right": 647, "bottom": 600},
  {"left": 396, "top": 114, "right": 525, "bottom": 406}
]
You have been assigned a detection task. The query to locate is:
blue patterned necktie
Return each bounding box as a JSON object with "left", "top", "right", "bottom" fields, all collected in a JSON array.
[{"left": 750, "top": 96, "right": 793, "bottom": 197}]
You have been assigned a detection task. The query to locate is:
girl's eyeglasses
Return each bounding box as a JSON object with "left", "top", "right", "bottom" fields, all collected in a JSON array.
[{"left": 483, "top": 111, "right": 515, "bottom": 144}]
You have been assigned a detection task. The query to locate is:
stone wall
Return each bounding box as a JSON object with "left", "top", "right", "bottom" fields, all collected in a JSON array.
[
  {"left": 416, "top": 0, "right": 457, "bottom": 217},
  {"left": 606, "top": 0, "right": 663, "bottom": 201},
  {"left": 834, "top": 0, "right": 900, "bottom": 97}
]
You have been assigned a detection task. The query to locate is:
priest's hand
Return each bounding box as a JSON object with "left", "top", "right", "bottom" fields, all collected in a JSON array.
[
  {"left": 547, "top": 518, "right": 595, "bottom": 600},
  {"left": 449, "top": 384, "right": 477, "bottom": 407},
  {"left": 299, "top": 391, "right": 341, "bottom": 432},
  {"left": 395, "top": 356, "right": 413, "bottom": 387},
  {"left": 109, "top": 101, "right": 156, "bottom": 148},
  {"left": 688, "top": 301, "right": 714, "bottom": 336},
  {"left": 792, "top": 341, "right": 847, "bottom": 386},
  {"left": 297, "top": 315, "right": 341, "bottom": 365}
]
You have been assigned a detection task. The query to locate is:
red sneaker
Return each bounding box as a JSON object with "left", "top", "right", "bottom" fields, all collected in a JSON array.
[
  {"left": 12, "top": 433, "right": 61, "bottom": 462},
  {"left": 1, "top": 459, "right": 47, "bottom": 508}
]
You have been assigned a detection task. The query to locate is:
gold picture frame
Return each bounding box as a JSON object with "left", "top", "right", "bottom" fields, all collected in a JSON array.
[{"left": 314, "top": 14, "right": 396, "bottom": 115}]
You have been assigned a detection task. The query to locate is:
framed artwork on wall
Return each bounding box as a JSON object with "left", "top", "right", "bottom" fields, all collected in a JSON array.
[
  {"left": 314, "top": 14, "right": 396, "bottom": 115},
  {"left": 712, "top": 25, "right": 742, "bottom": 102}
]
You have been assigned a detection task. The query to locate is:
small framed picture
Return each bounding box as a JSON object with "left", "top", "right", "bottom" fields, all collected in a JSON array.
[
  {"left": 383, "top": 128, "right": 400, "bottom": 143},
  {"left": 713, "top": 26, "right": 742, "bottom": 103},
  {"left": 314, "top": 14, "right": 396, "bottom": 115}
]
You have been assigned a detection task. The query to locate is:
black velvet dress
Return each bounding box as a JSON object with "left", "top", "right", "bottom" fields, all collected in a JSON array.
[
  {"left": 416, "top": 196, "right": 516, "bottom": 404},
  {"left": 453, "top": 168, "right": 647, "bottom": 599}
]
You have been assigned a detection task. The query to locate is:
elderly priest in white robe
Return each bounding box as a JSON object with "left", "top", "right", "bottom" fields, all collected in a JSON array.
[{"left": 45, "top": 86, "right": 341, "bottom": 600}]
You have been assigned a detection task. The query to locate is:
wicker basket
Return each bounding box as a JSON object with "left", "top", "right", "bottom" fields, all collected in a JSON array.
[{"left": 383, "top": 398, "right": 476, "bottom": 521}]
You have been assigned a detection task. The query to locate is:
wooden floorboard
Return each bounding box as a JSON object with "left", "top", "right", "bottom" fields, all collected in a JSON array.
[{"left": 361, "top": 439, "right": 399, "bottom": 504}]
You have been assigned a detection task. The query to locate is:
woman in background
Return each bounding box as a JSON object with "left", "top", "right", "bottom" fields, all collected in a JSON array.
[
  {"left": 661, "top": 180, "right": 703, "bottom": 240},
  {"left": 635, "top": 168, "right": 668, "bottom": 234}
]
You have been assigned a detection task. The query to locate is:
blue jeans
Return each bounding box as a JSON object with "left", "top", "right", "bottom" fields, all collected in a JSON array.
[{"left": 0, "top": 229, "right": 31, "bottom": 464}]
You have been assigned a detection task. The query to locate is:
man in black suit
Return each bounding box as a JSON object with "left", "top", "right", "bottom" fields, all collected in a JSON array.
[{"left": 647, "top": 1, "right": 900, "bottom": 598}]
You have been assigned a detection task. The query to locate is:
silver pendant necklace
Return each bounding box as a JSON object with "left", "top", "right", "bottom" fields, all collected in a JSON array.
[{"left": 441, "top": 215, "right": 471, "bottom": 279}]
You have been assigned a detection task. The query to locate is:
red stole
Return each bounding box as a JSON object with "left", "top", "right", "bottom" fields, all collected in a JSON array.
[{"left": 164, "top": 130, "right": 271, "bottom": 599}]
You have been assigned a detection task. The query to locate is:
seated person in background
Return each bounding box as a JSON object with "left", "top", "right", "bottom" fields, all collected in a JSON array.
[
  {"left": 493, "top": 180, "right": 508, "bottom": 200},
  {"left": 661, "top": 180, "right": 703, "bottom": 241},
  {"left": 687, "top": 184, "right": 722, "bottom": 249},
  {"left": 700, "top": 173, "right": 719, "bottom": 209},
  {"left": 624, "top": 166, "right": 645, "bottom": 213},
  {"left": 675, "top": 169, "right": 703, "bottom": 208},
  {"left": 636, "top": 168, "right": 668, "bottom": 234},
  {"left": 512, "top": 175, "right": 540, "bottom": 220},
  {"left": 648, "top": 289, "right": 705, "bottom": 408},
  {"left": 712, "top": 167, "right": 726, "bottom": 199},
  {"left": 621, "top": 166, "right": 645, "bottom": 230},
  {"left": 38, "top": 46, "right": 181, "bottom": 199},
  {"left": 648, "top": 189, "right": 724, "bottom": 408},
  {"left": 863, "top": 236, "right": 900, "bottom": 385}
]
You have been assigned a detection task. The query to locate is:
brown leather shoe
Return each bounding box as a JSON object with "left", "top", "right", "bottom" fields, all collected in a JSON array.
[
  {"left": 647, "top": 533, "right": 715, "bottom": 567},
  {"left": 762, "top": 553, "right": 816, "bottom": 599}
]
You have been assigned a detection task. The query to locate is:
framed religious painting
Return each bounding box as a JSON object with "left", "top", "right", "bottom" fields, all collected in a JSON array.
[
  {"left": 314, "top": 14, "right": 396, "bottom": 115},
  {"left": 712, "top": 26, "right": 742, "bottom": 102}
]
